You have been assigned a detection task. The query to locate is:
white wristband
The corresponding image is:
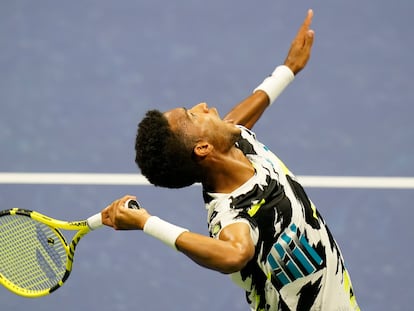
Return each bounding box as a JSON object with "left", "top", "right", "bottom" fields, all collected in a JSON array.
[
  {"left": 253, "top": 65, "right": 294, "bottom": 105},
  {"left": 143, "top": 216, "right": 188, "bottom": 251}
]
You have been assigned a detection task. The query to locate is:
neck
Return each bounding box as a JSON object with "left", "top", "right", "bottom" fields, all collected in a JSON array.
[{"left": 201, "top": 147, "right": 254, "bottom": 193}]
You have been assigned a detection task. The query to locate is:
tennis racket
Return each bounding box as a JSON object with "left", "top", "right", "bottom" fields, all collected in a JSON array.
[{"left": 0, "top": 199, "right": 141, "bottom": 298}]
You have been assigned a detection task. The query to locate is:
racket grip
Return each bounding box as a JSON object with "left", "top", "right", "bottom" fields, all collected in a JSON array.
[
  {"left": 87, "top": 213, "right": 103, "bottom": 230},
  {"left": 125, "top": 199, "right": 142, "bottom": 210},
  {"left": 87, "top": 200, "right": 140, "bottom": 230}
]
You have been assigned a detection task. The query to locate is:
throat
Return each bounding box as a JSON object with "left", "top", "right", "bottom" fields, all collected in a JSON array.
[{"left": 203, "top": 154, "right": 255, "bottom": 194}]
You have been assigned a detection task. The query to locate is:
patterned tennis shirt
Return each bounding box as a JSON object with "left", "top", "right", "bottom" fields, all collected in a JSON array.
[{"left": 203, "top": 126, "right": 360, "bottom": 311}]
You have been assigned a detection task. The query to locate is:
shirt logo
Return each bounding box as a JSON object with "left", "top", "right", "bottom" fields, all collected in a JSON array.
[{"left": 212, "top": 222, "right": 222, "bottom": 236}]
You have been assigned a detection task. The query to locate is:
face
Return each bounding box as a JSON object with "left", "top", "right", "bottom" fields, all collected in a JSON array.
[{"left": 164, "top": 102, "right": 241, "bottom": 151}]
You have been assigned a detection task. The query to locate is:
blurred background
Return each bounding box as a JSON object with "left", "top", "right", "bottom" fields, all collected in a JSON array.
[{"left": 0, "top": 1, "right": 413, "bottom": 310}]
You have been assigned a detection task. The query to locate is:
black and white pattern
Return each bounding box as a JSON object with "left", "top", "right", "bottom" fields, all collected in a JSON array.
[{"left": 204, "top": 126, "right": 359, "bottom": 311}]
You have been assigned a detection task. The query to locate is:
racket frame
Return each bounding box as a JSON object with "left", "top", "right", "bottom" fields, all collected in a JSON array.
[{"left": 0, "top": 208, "right": 98, "bottom": 298}]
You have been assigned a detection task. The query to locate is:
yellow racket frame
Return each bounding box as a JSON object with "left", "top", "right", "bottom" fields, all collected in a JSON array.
[{"left": 0, "top": 208, "right": 95, "bottom": 298}]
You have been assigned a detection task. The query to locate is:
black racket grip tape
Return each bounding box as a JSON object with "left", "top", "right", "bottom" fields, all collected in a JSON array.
[{"left": 126, "top": 199, "right": 142, "bottom": 210}]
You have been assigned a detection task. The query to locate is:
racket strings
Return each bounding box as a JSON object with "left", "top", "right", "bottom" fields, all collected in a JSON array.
[{"left": 0, "top": 215, "right": 67, "bottom": 292}]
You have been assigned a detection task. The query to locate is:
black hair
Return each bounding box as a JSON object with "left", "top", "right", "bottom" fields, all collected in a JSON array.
[{"left": 135, "top": 110, "right": 201, "bottom": 188}]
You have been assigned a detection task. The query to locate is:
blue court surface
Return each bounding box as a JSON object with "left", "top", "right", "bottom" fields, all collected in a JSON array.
[{"left": 0, "top": 1, "right": 413, "bottom": 310}]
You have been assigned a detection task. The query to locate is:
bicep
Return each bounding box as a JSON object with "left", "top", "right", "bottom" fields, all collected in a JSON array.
[
  {"left": 175, "top": 221, "right": 255, "bottom": 274},
  {"left": 218, "top": 222, "right": 255, "bottom": 265}
]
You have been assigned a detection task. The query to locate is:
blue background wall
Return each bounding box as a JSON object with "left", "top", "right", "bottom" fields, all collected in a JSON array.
[{"left": 0, "top": 1, "right": 413, "bottom": 310}]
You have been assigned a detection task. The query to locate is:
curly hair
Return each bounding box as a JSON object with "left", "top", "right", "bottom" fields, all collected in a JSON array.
[{"left": 135, "top": 110, "right": 201, "bottom": 188}]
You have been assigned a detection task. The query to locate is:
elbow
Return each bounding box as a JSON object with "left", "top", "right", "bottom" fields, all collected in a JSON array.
[{"left": 220, "top": 245, "right": 254, "bottom": 274}]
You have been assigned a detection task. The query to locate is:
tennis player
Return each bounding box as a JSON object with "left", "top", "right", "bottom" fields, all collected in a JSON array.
[{"left": 102, "top": 9, "right": 360, "bottom": 311}]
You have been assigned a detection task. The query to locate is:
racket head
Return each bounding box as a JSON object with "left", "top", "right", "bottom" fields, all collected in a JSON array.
[{"left": 0, "top": 209, "right": 87, "bottom": 297}]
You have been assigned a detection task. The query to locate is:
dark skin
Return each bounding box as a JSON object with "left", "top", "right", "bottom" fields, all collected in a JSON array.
[{"left": 102, "top": 9, "right": 314, "bottom": 274}]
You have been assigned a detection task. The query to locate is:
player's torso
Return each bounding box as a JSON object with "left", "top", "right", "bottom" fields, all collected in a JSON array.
[{"left": 205, "top": 128, "right": 357, "bottom": 310}]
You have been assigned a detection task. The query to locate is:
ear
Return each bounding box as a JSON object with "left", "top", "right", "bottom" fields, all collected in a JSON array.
[{"left": 193, "top": 141, "right": 213, "bottom": 158}]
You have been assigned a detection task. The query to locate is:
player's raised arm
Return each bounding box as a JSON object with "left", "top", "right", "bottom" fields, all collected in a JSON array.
[{"left": 223, "top": 9, "right": 314, "bottom": 129}]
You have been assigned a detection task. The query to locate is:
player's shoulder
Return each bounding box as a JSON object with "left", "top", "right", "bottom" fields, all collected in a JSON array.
[
  {"left": 236, "top": 125, "right": 257, "bottom": 140},
  {"left": 235, "top": 125, "right": 261, "bottom": 156}
]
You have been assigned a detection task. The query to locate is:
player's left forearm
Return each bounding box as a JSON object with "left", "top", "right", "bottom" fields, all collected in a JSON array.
[{"left": 223, "top": 91, "right": 270, "bottom": 130}]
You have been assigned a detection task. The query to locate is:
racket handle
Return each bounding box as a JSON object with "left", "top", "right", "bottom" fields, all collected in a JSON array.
[
  {"left": 125, "top": 199, "right": 142, "bottom": 210},
  {"left": 87, "top": 200, "right": 141, "bottom": 230},
  {"left": 87, "top": 213, "right": 103, "bottom": 230}
]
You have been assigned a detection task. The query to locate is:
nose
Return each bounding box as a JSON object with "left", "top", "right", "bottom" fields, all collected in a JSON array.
[{"left": 190, "top": 102, "right": 209, "bottom": 113}]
